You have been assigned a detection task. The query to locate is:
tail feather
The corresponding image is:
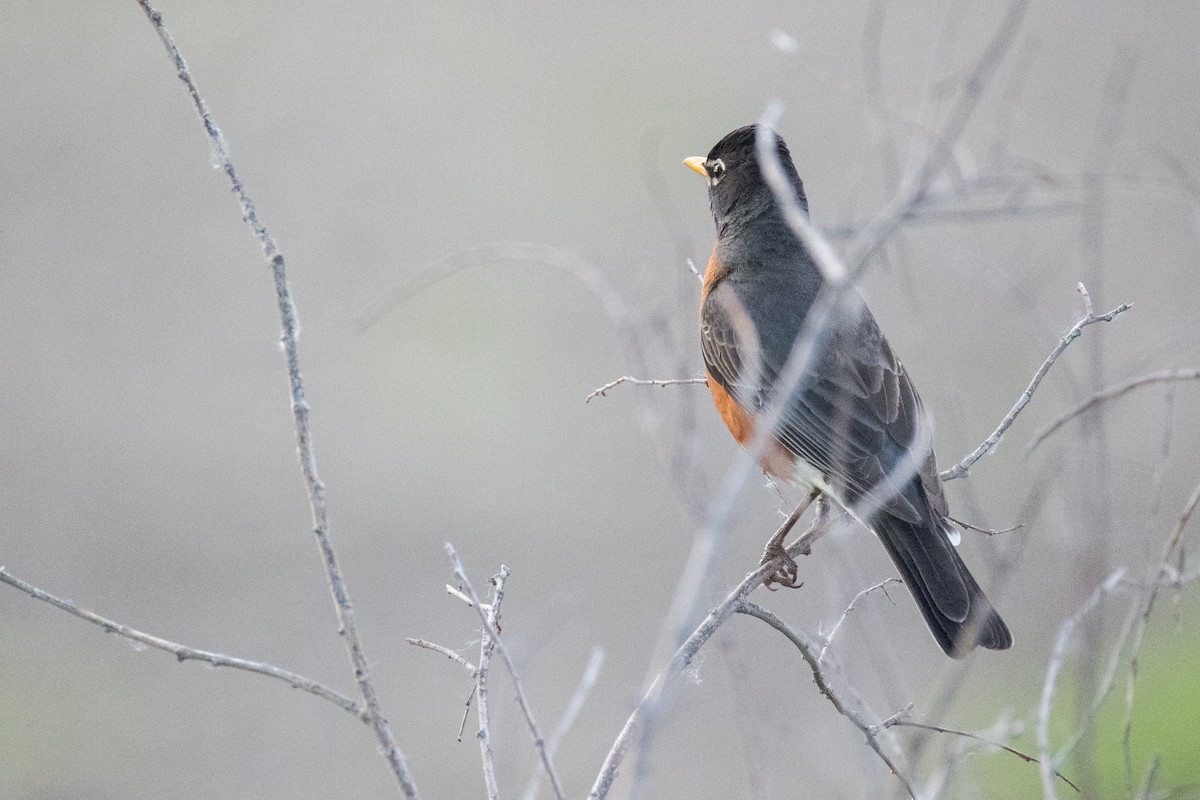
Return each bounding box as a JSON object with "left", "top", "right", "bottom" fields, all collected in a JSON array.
[{"left": 874, "top": 513, "right": 1012, "bottom": 658}]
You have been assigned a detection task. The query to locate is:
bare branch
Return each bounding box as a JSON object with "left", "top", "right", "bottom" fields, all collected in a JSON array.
[
  {"left": 446, "top": 583, "right": 480, "bottom": 608},
  {"left": 458, "top": 684, "right": 477, "bottom": 743},
  {"left": 474, "top": 566, "right": 507, "bottom": 800},
  {"left": 739, "top": 602, "right": 917, "bottom": 799},
  {"left": 0, "top": 568, "right": 364, "bottom": 719},
  {"left": 585, "top": 376, "right": 707, "bottom": 403},
  {"left": 818, "top": 578, "right": 902, "bottom": 662},
  {"left": 940, "top": 283, "right": 1131, "bottom": 481},
  {"left": 405, "top": 638, "right": 478, "bottom": 676},
  {"left": 133, "top": 4, "right": 416, "bottom": 793},
  {"left": 946, "top": 515, "right": 1024, "bottom": 536},
  {"left": 1027, "top": 367, "right": 1200, "bottom": 451},
  {"left": 878, "top": 716, "right": 1079, "bottom": 793},
  {"left": 446, "top": 545, "right": 566, "bottom": 800}
]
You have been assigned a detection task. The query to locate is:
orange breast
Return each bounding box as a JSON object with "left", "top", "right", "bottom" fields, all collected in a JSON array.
[
  {"left": 701, "top": 253, "right": 798, "bottom": 481},
  {"left": 706, "top": 367, "right": 754, "bottom": 446}
]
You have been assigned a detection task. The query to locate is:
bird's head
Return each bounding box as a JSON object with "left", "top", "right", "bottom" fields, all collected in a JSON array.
[{"left": 684, "top": 124, "right": 808, "bottom": 231}]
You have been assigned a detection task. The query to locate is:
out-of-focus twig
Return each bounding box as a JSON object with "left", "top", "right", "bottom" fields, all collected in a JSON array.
[
  {"left": 1122, "top": 476, "right": 1200, "bottom": 797},
  {"left": 132, "top": 2, "right": 417, "bottom": 794},
  {"left": 522, "top": 646, "right": 605, "bottom": 800},
  {"left": 1038, "top": 567, "right": 1127, "bottom": 800},
  {"left": 1027, "top": 367, "right": 1200, "bottom": 451}
]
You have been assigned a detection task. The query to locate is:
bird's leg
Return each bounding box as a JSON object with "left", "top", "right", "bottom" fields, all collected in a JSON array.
[
  {"left": 789, "top": 493, "right": 837, "bottom": 557},
  {"left": 761, "top": 488, "right": 820, "bottom": 589}
]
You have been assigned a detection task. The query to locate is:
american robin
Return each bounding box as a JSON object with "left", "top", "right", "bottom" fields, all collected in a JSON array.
[{"left": 684, "top": 125, "right": 1012, "bottom": 657}]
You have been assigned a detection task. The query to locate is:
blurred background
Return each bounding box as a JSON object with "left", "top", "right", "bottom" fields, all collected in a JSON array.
[{"left": 2, "top": 1, "right": 1199, "bottom": 798}]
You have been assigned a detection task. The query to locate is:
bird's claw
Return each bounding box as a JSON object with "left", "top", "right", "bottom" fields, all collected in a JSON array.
[{"left": 761, "top": 542, "right": 802, "bottom": 590}]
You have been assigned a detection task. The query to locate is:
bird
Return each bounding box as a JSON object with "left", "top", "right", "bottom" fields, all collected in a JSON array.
[{"left": 684, "top": 124, "right": 1012, "bottom": 658}]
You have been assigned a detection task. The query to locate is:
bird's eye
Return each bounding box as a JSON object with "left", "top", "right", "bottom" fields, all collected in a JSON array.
[{"left": 708, "top": 159, "right": 726, "bottom": 186}]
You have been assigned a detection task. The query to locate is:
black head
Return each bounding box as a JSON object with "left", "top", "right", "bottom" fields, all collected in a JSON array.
[{"left": 684, "top": 125, "right": 808, "bottom": 231}]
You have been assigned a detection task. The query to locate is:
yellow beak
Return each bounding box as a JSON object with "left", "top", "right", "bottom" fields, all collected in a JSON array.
[{"left": 683, "top": 156, "right": 708, "bottom": 177}]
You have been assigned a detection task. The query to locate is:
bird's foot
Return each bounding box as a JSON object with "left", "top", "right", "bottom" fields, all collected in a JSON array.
[{"left": 761, "top": 540, "right": 802, "bottom": 590}]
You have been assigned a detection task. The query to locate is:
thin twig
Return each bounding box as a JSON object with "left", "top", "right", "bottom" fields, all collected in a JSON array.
[
  {"left": 879, "top": 717, "right": 1080, "bottom": 793},
  {"left": 405, "top": 638, "right": 478, "bottom": 675},
  {"left": 522, "top": 646, "right": 605, "bottom": 800},
  {"left": 446, "top": 583, "right": 479, "bottom": 608},
  {"left": 939, "top": 283, "right": 1131, "bottom": 481},
  {"left": 818, "top": 578, "right": 901, "bottom": 662},
  {"left": 739, "top": 602, "right": 917, "bottom": 799},
  {"left": 946, "top": 515, "right": 1024, "bottom": 536},
  {"left": 473, "top": 566, "right": 507, "bottom": 800},
  {"left": 132, "top": 4, "right": 417, "bottom": 795},
  {"left": 458, "top": 684, "right": 477, "bottom": 743},
  {"left": 585, "top": 376, "right": 706, "bottom": 403},
  {"left": 0, "top": 568, "right": 365, "bottom": 719},
  {"left": 1136, "top": 754, "right": 1162, "bottom": 800},
  {"left": 447, "top": 546, "right": 566, "bottom": 800},
  {"left": 1027, "top": 367, "right": 1200, "bottom": 451}
]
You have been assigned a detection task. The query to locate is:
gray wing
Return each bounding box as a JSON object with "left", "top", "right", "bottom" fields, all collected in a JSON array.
[
  {"left": 763, "top": 299, "right": 970, "bottom": 620},
  {"left": 706, "top": 280, "right": 970, "bottom": 624},
  {"left": 770, "top": 307, "right": 948, "bottom": 523},
  {"left": 702, "top": 278, "right": 946, "bottom": 521},
  {"left": 700, "top": 279, "right": 762, "bottom": 409}
]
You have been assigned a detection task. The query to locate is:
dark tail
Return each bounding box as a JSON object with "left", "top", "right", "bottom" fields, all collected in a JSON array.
[{"left": 873, "top": 512, "right": 1012, "bottom": 658}]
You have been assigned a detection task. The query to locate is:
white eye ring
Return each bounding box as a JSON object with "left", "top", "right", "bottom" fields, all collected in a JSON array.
[{"left": 708, "top": 158, "right": 726, "bottom": 186}]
